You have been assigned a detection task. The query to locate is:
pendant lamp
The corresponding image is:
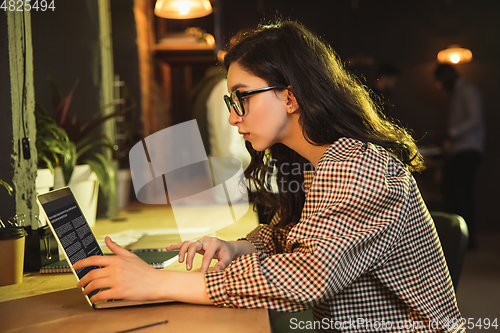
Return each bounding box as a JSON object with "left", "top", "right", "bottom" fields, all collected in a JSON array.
[
  {"left": 437, "top": 45, "right": 473, "bottom": 64},
  {"left": 154, "top": 0, "right": 212, "bottom": 19}
]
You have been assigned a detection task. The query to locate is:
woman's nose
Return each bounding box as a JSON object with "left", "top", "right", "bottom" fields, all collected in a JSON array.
[{"left": 228, "top": 108, "right": 242, "bottom": 126}]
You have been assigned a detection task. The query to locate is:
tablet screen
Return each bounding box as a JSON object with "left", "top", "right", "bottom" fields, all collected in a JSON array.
[{"left": 40, "top": 190, "right": 103, "bottom": 299}]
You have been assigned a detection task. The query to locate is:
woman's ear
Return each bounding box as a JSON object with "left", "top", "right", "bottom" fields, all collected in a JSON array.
[{"left": 286, "top": 86, "right": 299, "bottom": 114}]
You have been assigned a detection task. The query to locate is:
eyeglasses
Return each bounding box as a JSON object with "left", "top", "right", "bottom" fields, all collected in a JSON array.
[{"left": 224, "top": 86, "right": 281, "bottom": 117}]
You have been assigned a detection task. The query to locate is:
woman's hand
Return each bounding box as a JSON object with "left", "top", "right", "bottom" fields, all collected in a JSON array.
[
  {"left": 166, "top": 237, "right": 256, "bottom": 272},
  {"left": 73, "top": 237, "right": 161, "bottom": 303}
]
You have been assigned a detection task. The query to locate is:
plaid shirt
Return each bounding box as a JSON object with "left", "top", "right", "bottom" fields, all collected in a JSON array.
[{"left": 205, "top": 137, "right": 464, "bottom": 332}]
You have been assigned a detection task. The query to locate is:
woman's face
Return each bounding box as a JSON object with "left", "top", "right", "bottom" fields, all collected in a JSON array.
[{"left": 227, "top": 62, "right": 291, "bottom": 151}]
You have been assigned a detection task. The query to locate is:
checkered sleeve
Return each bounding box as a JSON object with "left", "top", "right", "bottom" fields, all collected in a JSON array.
[
  {"left": 244, "top": 215, "right": 294, "bottom": 255},
  {"left": 243, "top": 171, "right": 314, "bottom": 255},
  {"left": 205, "top": 140, "right": 411, "bottom": 312}
]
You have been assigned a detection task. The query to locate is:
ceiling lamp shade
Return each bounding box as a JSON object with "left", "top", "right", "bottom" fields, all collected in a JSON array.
[
  {"left": 154, "top": 0, "right": 212, "bottom": 19},
  {"left": 437, "top": 45, "right": 473, "bottom": 64}
]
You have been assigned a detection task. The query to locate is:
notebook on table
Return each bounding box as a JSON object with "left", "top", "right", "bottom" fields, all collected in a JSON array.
[{"left": 37, "top": 187, "right": 178, "bottom": 309}]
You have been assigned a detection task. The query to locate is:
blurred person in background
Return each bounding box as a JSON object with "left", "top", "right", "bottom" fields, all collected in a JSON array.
[{"left": 434, "top": 63, "right": 485, "bottom": 250}]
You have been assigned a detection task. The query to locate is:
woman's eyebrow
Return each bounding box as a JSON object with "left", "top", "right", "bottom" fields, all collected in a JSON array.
[{"left": 229, "top": 83, "right": 248, "bottom": 92}]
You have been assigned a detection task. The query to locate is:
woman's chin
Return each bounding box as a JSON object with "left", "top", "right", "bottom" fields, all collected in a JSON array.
[{"left": 248, "top": 140, "right": 269, "bottom": 152}]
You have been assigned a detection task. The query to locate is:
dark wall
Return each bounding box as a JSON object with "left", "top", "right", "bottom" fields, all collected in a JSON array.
[
  {"left": 31, "top": 2, "right": 102, "bottom": 120},
  {"left": 32, "top": 0, "right": 142, "bottom": 166},
  {"left": 216, "top": 0, "right": 500, "bottom": 231},
  {"left": 110, "top": 0, "right": 141, "bottom": 113},
  {"left": 110, "top": 0, "right": 143, "bottom": 166}
]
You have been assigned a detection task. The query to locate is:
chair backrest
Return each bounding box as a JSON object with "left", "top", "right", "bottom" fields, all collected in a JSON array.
[{"left": 430, "top": 211, "right": 469, "bottom": 289}]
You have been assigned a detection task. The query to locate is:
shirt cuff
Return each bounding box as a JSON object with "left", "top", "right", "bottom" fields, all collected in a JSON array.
[
  {"left": 244, "top": 224, "right": 275, "bottom": 255},
  {"left": 204, "top": 269, "right": 232, "bottom": 307},
  {"left": 244, "top": 237, "right": 267, "bottom": 253}
]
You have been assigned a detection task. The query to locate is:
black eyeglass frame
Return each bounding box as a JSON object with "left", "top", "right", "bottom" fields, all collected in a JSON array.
[{"left": 224, "top": 86, "right": 284, "bottom": 116}]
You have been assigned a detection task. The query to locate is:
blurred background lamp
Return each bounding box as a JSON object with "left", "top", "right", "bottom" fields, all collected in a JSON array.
[
  {"left": 437, "top": 45, "right": 473, "bottom": 64},
  {"left": 154, "top": 0, "right": 212, "bottom": 19}
]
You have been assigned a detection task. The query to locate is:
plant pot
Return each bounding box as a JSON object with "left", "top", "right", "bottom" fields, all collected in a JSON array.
[
  {"left": 117, "top": 169, "right": 132, "bottom": 210},
  {"left": 36, "top": 168, "right": 54, "bottom": 194},
  {"left": 36, "top": 168, "right": 55, "bottom": 226},
  {"left": 54, "top": 165, "right": 99, "bottom": 228}
]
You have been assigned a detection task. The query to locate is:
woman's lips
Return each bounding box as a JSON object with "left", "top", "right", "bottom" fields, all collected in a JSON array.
[{"left": 239, "top": 131, "right": 250, "bottom": 140}]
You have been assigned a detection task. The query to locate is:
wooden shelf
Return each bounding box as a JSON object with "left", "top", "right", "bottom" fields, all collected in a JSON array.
[
  {"left": 153, "top": 43, "right": 215, "bottom": 51},
  {"left": 154, "top": 43, "right": 216, "bottom": 64},
  {"left": 134, "top": 0, "right": 218, "bottom": 133}
]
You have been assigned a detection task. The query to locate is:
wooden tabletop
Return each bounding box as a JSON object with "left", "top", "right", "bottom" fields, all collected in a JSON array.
[
  {"left": 0, "top": 287, "right": 270, "bottom": 333},
  {"left": 0, "top": 203, "right": 270, "bottom": 333}
]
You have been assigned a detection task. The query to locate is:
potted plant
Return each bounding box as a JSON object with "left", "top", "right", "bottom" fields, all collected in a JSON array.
[
  {"left": 35, "top": 105, "right": 75, "bottom": 194},
  {"left": 35, "top": 105, "right": 75, "bottom": 225},
  {"left": 35, "top": 77, "right": 130, "bottom": 226}
]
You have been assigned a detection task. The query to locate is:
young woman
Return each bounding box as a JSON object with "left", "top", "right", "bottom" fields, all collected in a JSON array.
[{"left": 75, "top": 20, "right": 463, "bottom": 332}]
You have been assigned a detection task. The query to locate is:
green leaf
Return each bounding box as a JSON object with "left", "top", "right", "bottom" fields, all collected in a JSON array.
[
  {"left": 83, "top": 152, "right": 116, "bottom": 198},
  {"left": 0, "top": 180, "right": 13, "bottom": 196},
  {"left": 76, "top": 138, "right": 114, "bottom": 160},
  {"left": 61, "top": 141, "right": 77, "bottom": 185},
  {"left": 78, "top": 102, "right": 135, "bottom": 139}
]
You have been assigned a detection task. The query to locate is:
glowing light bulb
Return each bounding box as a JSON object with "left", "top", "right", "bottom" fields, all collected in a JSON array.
[
  {"left": 154, "top": 0, "right": 212, "bottom": 19},
  {"left": 449, "top": 54, "right": 460, "bottom": 64},
  {"left": 437, "top": 45, "right": 472, "bottom": 64},
  {"left": 178, "top": 3, "right": 190, "bottom": 15}
]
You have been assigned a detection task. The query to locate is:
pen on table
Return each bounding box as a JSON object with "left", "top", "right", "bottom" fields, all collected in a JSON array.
[{"left": 115, "top": 320, "right": 169, "bottom": 333}]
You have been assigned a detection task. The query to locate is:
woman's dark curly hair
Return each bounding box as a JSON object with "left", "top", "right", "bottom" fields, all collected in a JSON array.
[{"left": 224, "top": 20, "right": 424, "bottom": 228}]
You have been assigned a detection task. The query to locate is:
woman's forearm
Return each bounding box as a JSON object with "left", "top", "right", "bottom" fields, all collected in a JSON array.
[
  {"left": 230, "top": 240, "right": 257, "bottom": 258},
  {"left": 156, "top": 270, "right": 212, "bottom": 305},
  {"left": 155, "top": 240, "right": 254, "bottom": 304},
  {"left": 150, "top": 239, "right": 255, "bottom": 305}
]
